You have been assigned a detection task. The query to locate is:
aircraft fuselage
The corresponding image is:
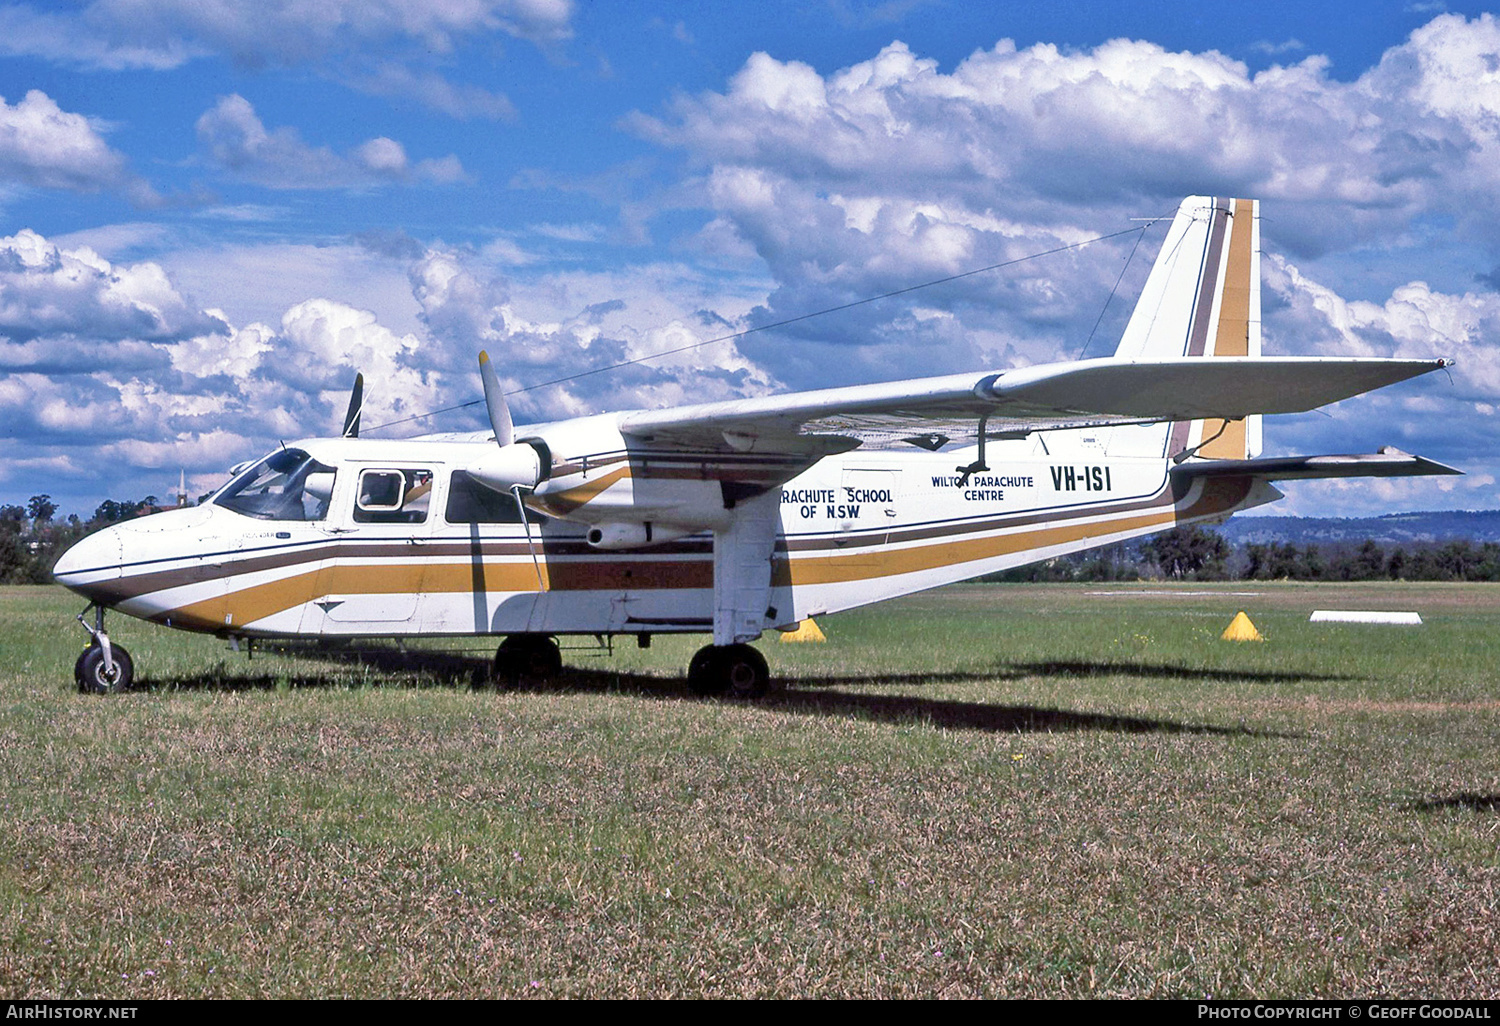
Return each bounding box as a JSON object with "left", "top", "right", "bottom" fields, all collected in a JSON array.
[{"left": 52, "top": 430, "right": 1274, "bottom": 641}]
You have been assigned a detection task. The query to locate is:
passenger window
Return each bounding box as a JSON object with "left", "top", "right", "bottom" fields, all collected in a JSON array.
[
  {"left": 354, "top": 468, "right": 433, "bottom": 524},
  {"left": 444, "top": 470, "right": 547, "bottom": 525}
]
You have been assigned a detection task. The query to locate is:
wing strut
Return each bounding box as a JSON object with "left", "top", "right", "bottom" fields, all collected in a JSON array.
[
  {"left": 511, "top": 486, "right": 546, "bottom": 592},
  {"left": 955, "top": 413, "right": 991, "bottom": 487}
]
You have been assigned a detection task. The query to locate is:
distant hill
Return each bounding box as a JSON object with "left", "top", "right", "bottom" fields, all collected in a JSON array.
[{"left": 1221, "top": 510, "right": 1500, "bottom": 547}]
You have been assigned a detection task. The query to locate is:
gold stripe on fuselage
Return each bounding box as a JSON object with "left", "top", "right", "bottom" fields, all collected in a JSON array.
[
  {"left": 143, "top": 476, "right": 1249, "bottom": 633},
  {"left": 532, "top": 465, "right": 631, "bottom": 516}
]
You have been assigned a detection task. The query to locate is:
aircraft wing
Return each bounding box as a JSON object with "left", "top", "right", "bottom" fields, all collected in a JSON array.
[{"left": 617, "top": 356, "right": 1451, "bottom": 451}]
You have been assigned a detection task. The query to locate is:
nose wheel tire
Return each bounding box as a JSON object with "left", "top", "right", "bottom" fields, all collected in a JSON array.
[
  {"left": 75, "top": 644, "right": 134, "bottom": 694},
  {"left": 687, "top": 643, "right": 770, "bottom": 699}
]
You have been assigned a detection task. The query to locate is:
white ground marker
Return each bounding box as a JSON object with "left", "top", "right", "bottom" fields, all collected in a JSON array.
[{"left": 1309, "top": 610, "right": 1423, "bottom": 625}]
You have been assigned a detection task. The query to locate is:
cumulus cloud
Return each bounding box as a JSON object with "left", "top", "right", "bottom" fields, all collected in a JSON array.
[
  {"left": 0, "top": 226, "right": 450, "bottom": 507},
  {"left": 617, "top": 19, "right": 1500, "bottom": 511},
  {"left": 1265, "top": 254, "right": 1497, "bottom": 460},
  {"left": 195, "top": 95, "right": 468, "bottom": 188},
  {"left": 0, "top": 229, "right": 225, "bottom": 345},
  {"left": 631, "top": 16, "right": 1500, "bottom": 357},
  {"left": 0, "top": 90, "right": 156, "bottom": 204},
  {"left": 406, "top": 247, "right": 779, "bottom": 423},
  {"left": 0, "top": 225, "right": 782, "bottom": 510}
]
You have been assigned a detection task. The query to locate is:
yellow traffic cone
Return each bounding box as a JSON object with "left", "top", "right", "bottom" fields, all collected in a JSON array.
[
  {"left": 1221, "top": 611, "right": 1264, "bottom": 642},
  {"left": 779, "top": 618, "right": 827, "bottom": 643}
]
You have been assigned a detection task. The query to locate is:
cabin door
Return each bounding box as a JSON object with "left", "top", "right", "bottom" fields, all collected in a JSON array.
[{"left": 309, "top": 466, "right": 438, "bottom": 633}]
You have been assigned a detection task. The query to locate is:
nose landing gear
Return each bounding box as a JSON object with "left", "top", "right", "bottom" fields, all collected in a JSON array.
[{"left": 73, "top": 605, "right": 135, "bottom": 694}]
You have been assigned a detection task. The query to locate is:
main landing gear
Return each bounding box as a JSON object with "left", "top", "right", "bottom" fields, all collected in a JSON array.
[
  {"left": 688, "top": 643, "right": 771, "bottom": 699},
  {"left": 73, "top": 605, "right": 134, "bottom": 694},
  {"left": 492, "top": 633, "right": 563, "bottom": 687}
]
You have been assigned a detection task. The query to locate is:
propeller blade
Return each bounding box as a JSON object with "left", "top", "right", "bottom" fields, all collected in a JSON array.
[
  {"left": 478, "top": 350, "right": 514, "bottom": 447},
  {"left": 341, "top": 372, "right": 364, "bottom": 438}
]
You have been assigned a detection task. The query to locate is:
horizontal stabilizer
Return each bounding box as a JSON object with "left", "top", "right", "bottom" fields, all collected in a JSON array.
[{"left": 1174, "top": 447, "right": 1461, "bottom": 481}]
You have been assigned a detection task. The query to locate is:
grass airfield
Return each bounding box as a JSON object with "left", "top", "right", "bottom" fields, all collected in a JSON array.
[{"left": 2, "top": 581, "right": 1498, "bottom": 999}]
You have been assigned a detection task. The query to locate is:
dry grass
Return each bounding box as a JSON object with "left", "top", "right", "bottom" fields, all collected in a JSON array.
[{"left": 2, "top": 582, "right": 1498, "bottom": 998}]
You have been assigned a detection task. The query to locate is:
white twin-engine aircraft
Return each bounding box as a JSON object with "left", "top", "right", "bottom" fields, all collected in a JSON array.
[{"left": 54, "top": 197, "right": 1457, "bottom": 695}]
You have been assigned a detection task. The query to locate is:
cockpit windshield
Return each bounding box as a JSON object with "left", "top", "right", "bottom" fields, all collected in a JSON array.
[{"left": 214, "top": 449, "right": 337, "bottom": 521}]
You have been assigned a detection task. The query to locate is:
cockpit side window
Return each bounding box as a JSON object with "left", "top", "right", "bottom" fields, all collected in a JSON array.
[
  {"left": 354, "top": 468, "right": 433, "bottom": 524},
  {"left": 214, "top": 450, "right": 337, "bottom": 521}
]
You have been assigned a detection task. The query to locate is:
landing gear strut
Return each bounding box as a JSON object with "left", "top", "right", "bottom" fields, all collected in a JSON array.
[
  {"left": 73, "top": 605, "right": 134, "bottom": 694},
  {"left": 688, "top": 643, "right": 771, "bottom": 699},
  {"left": 492, "top": 634, "right": 562, "bottom": 687}
]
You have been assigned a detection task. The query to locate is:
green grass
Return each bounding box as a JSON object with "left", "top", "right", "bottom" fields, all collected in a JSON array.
[{"left": 2, "top": 582, "right": 1498, "bottom": 997}]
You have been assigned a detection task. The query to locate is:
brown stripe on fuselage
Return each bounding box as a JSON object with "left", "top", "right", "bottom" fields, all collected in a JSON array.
[
  {"left": 139, "top": 474, "right": 1252, "bottom": 633},
  {"left": 116, "top": 476, "right": 1180, "bottom": 611},
  {"left": 164, "top": 568, "right": 324, "bottom": 631}
]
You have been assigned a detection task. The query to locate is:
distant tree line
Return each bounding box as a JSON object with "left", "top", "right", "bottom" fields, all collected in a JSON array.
[
  {"left": 0, "top": 494, "right": 165, "bottom": 585},
  {"left": 985, "top": 526, "right": 1500, "bottom": 584}
]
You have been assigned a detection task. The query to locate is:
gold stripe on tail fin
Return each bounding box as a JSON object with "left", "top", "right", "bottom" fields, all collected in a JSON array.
[{"left": 1198, "top": 198, "right": 1261, "bottom": 459}]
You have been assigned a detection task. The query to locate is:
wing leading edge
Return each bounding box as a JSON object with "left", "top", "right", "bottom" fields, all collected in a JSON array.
[{"left": 618, "top": 356, "right": 1451, "bottom": 452}]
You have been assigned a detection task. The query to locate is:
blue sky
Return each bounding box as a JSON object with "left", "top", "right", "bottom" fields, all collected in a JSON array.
[{"left": 2, "top": 0, "right": 1498, "bottom": 518}]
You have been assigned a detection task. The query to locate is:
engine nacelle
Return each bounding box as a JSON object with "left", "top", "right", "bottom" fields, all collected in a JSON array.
[
  {"left": 586, "top": 521, "right": 697, "bottom": 550},
  {"left": 468, "top": 440, "right": 548, "bottom": 493}
]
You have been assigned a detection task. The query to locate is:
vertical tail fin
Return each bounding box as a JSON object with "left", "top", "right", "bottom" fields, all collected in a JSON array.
[{"left": 1106, "top": 196, "right": 1261, "bottom": 459}]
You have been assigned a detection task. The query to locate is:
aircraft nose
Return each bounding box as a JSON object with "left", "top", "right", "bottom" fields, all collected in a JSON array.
[{"left": 52, "top": 525, "right": 123, "bottom": 598}]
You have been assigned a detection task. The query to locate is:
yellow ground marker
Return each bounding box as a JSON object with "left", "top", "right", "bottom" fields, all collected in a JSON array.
[
  {"left": 779, "top": 618, "right": 827, "bottom": 643},
  {"left": 1221, "top": 611, "right": 1264, "bottom": 642}
]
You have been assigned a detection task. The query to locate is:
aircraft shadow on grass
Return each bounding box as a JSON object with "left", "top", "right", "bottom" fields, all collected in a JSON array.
[
  {"left": 1406, "top": 794, "right": 1500, "bottom": 814},
  {"left": 989, "top": 660, "right": 1355, "bottom": 685},
  {"left": 144, "top": 645, "right": 1295, "bottom": 740}
]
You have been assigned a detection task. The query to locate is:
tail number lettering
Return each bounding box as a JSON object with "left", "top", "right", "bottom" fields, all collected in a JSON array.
[{"left": 1049, "top": 466, "right": 1113, "bottom": 492}]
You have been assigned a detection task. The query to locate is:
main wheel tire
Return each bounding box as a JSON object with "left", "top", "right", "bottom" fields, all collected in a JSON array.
[
  {"left": 493, "top": 634, "right": 562, "bottom": 687},
  {"left": 719, "top": 643, "right": 770, "bottom": 700},
  {"left": 687, "top": 643, "right": 770, "bottom": 699},
  {"left": 75, "top": 644, "right": 134, "bottom": 694},
  {"left": 687, "top": 645, "right": 719, "bottom": 696}
]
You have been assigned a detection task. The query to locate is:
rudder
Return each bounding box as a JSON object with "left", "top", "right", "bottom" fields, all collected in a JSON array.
[{"left": 1107, "top": 196, "right": 1261, "bottom": 460}]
